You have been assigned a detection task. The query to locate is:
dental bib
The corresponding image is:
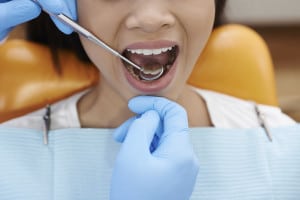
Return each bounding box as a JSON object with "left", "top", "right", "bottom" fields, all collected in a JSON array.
[{"left": 0, "top": 125, "right": 300, "bottom": 200}]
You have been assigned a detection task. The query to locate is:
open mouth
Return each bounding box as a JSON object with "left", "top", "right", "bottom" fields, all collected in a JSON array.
[{"left": 122, "top": 45, "right": 179, "bottom": 82}]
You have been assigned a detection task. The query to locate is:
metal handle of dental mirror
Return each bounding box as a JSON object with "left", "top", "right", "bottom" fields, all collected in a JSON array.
[
  {"left": 59, "top": 14, "right": 165, "bottom": 81},
  {"left": 56, "top": 14, "right": 147, "bottom": 72},
  {"left": 60, "top": 14, "right": 164, "bottom": 81},
  {"left": 31, "top": 0, "right": 164, "bottom": 81},
  {"left": 30, "top": 0, "right": 142, "bottom": 71},
  {"left": 55, "top": 15, "right": 165, "bottom": 81}
]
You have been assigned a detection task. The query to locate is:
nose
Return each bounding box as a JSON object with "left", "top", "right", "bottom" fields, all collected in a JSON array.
[{"left": 125, "top": 1, "right": 175, "bottom": 33}]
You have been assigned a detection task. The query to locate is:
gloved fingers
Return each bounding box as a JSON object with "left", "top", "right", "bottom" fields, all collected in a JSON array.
[
  {"left": 128, "top": 96, "right": 189, "bottom": 134},
  {"left": 122, "top": 110, "right": 160, "bottom": 155},
  {"left": 49, "top": 15, "right": 72, "bottom": 34},
  {"left": 113, "top": 116, "right": 136, "bottom": 143},
  {"left": 0, "top": 0, "right": 41, "bottom": 40},
  {"left": 0, "top": 28, "right": 11, "bottom": 41},
  {"left": 37, "top": 0, "right": 77, "bottom": 34},
  {"left": 64, "top": 0, "right": 77, "bottom": 18},
  {"left": 128, "top": 96, "right": 193, "bottom": 155}
]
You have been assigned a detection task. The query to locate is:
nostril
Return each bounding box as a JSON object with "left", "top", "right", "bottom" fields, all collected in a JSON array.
[{"left": 125, "top": 8, "right": 175, "bottom": 32}]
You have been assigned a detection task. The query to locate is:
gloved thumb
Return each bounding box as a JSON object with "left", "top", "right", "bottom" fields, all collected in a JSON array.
[
  {"left": 120, "top": 110, "right": 160, "bottom": 155},
  {"left": 113, "top": 116, "right": 136, "bottom": 143}
]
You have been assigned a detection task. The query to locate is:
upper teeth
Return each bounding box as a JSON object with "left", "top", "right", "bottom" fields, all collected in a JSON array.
[{"left": 127, "top": 46, "right": 174, "bottom": 56}]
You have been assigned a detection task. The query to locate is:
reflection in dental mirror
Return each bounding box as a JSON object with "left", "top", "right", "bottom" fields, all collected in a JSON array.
[{"left": 139, "top": 66, "right": 164, "bottom": 81}]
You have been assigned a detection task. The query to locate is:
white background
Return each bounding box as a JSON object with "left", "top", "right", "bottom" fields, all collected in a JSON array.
[{"left": 226, "top": 0, "right": 300, "bottom": 25}]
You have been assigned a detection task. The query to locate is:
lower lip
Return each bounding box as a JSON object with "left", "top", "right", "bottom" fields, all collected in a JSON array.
[{"left": 123, "top": 60, "right": 178, "bottom": 94}]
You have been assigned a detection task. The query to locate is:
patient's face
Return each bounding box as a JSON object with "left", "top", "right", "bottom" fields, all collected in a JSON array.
[{"left": 77, "top": 0, "right": 215, "bottom": 101}]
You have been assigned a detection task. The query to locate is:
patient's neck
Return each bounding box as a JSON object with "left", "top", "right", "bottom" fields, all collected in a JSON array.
[
  {"left": 177, "top": 86, "right": 213, "bottom": 127},
  {"left": 77, "top": 83, "right": 212, "bottom": 129}
]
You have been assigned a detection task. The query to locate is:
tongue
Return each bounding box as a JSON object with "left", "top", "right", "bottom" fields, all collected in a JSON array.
[{"left": 125, "top": 52, "right": 169, "bottom": 71}]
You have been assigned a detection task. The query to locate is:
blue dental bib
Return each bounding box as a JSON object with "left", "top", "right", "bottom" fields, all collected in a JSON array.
[{"left": 0, "top": 125, "right": 300, "bottom": 200}]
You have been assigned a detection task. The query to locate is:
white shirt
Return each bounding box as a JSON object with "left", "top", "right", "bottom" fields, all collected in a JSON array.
[{"left": 1, "top": 88, "right": 296, "bottom": 130}]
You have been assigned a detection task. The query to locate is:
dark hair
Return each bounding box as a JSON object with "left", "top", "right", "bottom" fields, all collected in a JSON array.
[
  {"left": 214, "top": 0, "right": 227, "bottom": 27},
  {"left": 26, "top": 0, "right": 227, "bottom": 68}
]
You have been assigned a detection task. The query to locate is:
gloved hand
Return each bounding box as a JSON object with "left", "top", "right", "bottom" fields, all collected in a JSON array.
[
  {"left": 0, "top": 0, "right": 76, "bottom": 41},
  {"left": 111, "top": 96, "right": 199, "bottom": 200}
]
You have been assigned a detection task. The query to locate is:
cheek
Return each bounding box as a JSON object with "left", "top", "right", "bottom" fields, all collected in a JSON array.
[
  {"left": 79, "top": 36, "right": 130, "bottom": 98},
  {"left": 77, "top": 1, "right": 119, "bottom": 43},
  {"left": 77, "top": 1, "right": 120, "bottom": 78},
  {"left": 191, "top": 4, "right": 215, "bottom": 53},
  {"left": 79, "top": 37, "right": 117, "bottom": 80},
  {"left": 180, "top": 1, "right": 215, "bottom": 55},
  {"left": 76, "top": 1, "right": 136, "bottom": 99}
]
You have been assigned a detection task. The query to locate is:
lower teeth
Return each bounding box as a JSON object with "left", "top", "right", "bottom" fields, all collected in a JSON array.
[{"left": 142, "top": 67, "right": 163, "bottom": 76}]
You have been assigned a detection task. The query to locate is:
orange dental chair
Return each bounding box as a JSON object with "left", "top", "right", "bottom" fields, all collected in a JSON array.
[{"left": 0, "top": 24, "right": 278, "bottom": 123}]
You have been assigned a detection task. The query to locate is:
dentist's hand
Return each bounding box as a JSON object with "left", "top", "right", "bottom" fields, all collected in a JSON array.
[
  {"left": 0, "top": 0, "right": 76, "bottom": 41},
  {"left": 111, "top": 96, "right": 199, "bottom": 200}
]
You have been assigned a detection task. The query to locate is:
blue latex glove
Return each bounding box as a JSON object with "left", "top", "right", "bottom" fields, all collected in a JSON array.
[
  {"left": 111, "top": 96, "right": 200, "bottom": 200},
  {"left": 0, "top": 0, "right": 76, "bottom": 40}
]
